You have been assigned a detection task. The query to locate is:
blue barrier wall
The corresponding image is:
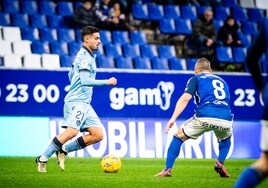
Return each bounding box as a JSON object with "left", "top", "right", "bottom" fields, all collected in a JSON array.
[
  {"left": 0, "top": 69, "right": 263, "bottom": 120},
  {"left": 0, "top": 69, "right": 263, "bottom": 158}
]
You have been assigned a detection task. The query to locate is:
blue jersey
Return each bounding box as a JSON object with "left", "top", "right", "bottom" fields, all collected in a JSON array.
[
  {"left": 185, "top": 73, "right": 233, "bottom": 121},
  {"left": 246, "top": 18, "right": 268, "bottom": 120},
  {"left": 64, "top": 46, "right": 104, "bottom": 104}
]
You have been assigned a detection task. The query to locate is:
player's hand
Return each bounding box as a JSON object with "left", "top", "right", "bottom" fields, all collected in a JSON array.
[
  {"left": 107, "top": 77, "right": 117, "bottom": 86},
  {"left": 165, "top": 119, "right": 175, "bottom": 134}
]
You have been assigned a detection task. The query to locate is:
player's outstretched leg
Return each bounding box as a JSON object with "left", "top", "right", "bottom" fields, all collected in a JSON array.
[
  {"left": 56, "top": 150, "right": 67, "bottom": 171},
  {"left": 155, "top": 136, "right": 183, "bottom": 177},
  {"left": 154, "top": 168, "right": 172, "bottom": 177},
  {"left": 36, "top": 156, "right": 47, "bottom": 173},
  {"left": 214, "top": 160, "right": 230, "bottom": 178}
]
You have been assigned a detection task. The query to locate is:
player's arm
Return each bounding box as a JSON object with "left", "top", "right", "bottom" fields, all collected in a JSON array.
[
  {"left": 166, "top": 93, "right": 192, "bottom": 132},
  {"left": 165, "top": 77, "right": 196, "bottom": 133},
  {"left": 80, "top": 70, "right": 117, "bottom": 86},
  {"left": 246, "top": 19, "right": 267, "bottom": 91}
]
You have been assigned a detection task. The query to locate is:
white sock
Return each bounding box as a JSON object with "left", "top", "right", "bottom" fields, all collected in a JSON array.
[{"left": 39, "top": 155, "right": 48, "bottom": 162}]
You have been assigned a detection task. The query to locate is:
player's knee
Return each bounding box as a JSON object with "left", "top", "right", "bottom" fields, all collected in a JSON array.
[
  {"left": 60, "top": 128, "right": 79, "bottom": 140},
  {"left": 95, "top": 131, "right": 103, "bottom": 142},
  {"left": 92, "top": 130, "right": 103, "bottom": 142}
]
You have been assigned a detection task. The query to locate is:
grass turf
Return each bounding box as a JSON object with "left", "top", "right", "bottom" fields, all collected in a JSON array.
[{"left": 0, "top": 157, "right": 268, "bottom": 188}]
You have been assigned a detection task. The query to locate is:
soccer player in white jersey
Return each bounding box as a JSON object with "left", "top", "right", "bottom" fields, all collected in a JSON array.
[
  {"left": 36, "top": 26, "right": 117, "bottom": 172},
  {"left": 155, "top": 57, "right": 233, "bottom": 178}
]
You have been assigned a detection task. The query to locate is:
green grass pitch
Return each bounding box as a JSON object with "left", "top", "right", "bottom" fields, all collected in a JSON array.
[{"left": 0, "top": 157, "right": 268, "bottom": 188}]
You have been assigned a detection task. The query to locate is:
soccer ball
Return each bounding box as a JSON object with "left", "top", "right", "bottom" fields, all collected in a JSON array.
[{"left": 101, "top": 154, "right": 121, "bottom": 173}]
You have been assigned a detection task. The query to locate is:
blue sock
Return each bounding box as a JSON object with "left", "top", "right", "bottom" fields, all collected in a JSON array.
[
  {"left": 234, "top": 167, "right": 262, "bottom": 188},
  {"left": 217, "top": 136, "right": 231, "bottom": 164},
  {"left": 165, "top": 136, "right": 183, "bottom": 170},
  {"left": 65, "top": 136, "right": 87, "bottom": 153},
  {"left": 42, "top": 137, "right": 63, "bottom": 159}
]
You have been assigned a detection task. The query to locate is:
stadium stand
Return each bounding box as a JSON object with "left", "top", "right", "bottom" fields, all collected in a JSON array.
[
  {"left": 41, "top": 54, "right": 61, "bottom": 69},
  {"left": 21, "top": 1, "right": 39, "bottom": 15},
  {"left": 115, "top": 56, "right": 134, "bottom": 69},
  {"left": 3, "top": 54, "right": 23, "bottom": 68},
  {"left": 0, "top": 41, "right": 12, "bottom": 56},
  {"left": 169, "top": 57, "right": 187, "bottom": 70},
  {"left": 23, "top": 54, "right": 42, "bottom": 69},
  {"left": 0, "top": 0, "right": 266, "bottom": 71},
  {"left": 97, "top": 55, "right": 115, "bottom": 68},
  {"left": 12, "top": 40, "right": 32, "bottom": 56}
]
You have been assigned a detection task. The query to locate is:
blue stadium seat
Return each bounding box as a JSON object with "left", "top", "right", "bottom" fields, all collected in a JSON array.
[
  {"left": 175, "top": 18, "right": 192, "bottom": 35},
  {"left": 0, "top": 13, "right": 11, "bottom": 26},
  {"left": 159, "top": 19, "right": 177, "bottom": 34},
  {"left": 40, "top": 28, "right": 58, "bottom": 42},
  {"left": 0, "top": 57, "right": 4, "bottom": 67},
  {"left": 95, "top": 44, "right": 104, "bottom": 56},
  {"left": 148, "top": 4, "right": 164, "bottom": 20},
  {"left": 238, "top": 31, "right": 251, "bottom": 47},
  {"left": 247, "top": 8, "right": 266, "bottom": 22},
  {"left": 74, "top": 2, "right": 83, "bottom": 10},
  {"left": 115, "top": 56, "right": 134, "bottom": 69},
  {"left": 104, "top": 43, "right": 122, "bottom": 57},
  {"left": 58, "top": 28, "right": 76, "bottom": 43},
  {"left": 260, "top": 59, "right": 268, "bottom": 73},
  {"left": 50, "top": 42, "right": 69, "bottom": 56},
  {"left": 68, "top": 42, "right": 81, "bottom": 56},
  {"left": 31, "top": 41, "right": 50, "bottom": 54},
  {"left": 186, "top": 58, "right": 197, "bottom": 70},
  {"left": 2, "top": 0, "right": 20, "bottom": 13},
  {"left": 158, "top": 45, "right": 176, "bottom": 59},
  {"left": 180, "top": 5, "right": 197, "bottom": 21},
  {"left": 122, "top": 44, "right": 140, "bottom": 58},
  {"left": 21, "top": 27, "right": 39, "bottom": 41},
  {"left": 232, "top": 47, "right": 247, "bottom": 63},
  {"left": 132, "top": 4, "right": 149, "bottom": 20},
  {"left": 97, "top": 55, "right": 115, "bottom": 68},
  {"left": 112, "top": 31, "right": 130, "bottom": 44},
  {"left": 169, "top": 57, "right": 187, "bottom": 70},
  {"left": 216, "top": 46, "right": 233, "bottom": 63},
  {"left": 151, "top": 57, "right": 170, "bottom": 70},
  {"left": 11, "top": 14, "right": 29, "bottom": 27},
  {"left": 214, "top": 6, "right": 230, "bottom": 21},
  {"left": 29, "top": 14, "right": 48, "bottom": 28},
  {"left": 241, "top": 21, "right": 258, "bottom": 35},
  {"left": 231, "top": 7, "right": 248, "bottom": 21},
  {"left": 140, "top": 44, "right": 158, "bottom": 59},
  {"left": 39, "top": 1, "right": 57, "bottom": 15},
  {"left": 75, "top": 29, "right": 81, "bottom": 42},
  {"left": 130, "top": 31, "right": 147, "bottom": 45},
  {"left": 47, "top": 15, "right": 64, "bottom": 28},
  {"left": 222, "top": 0, "right": 238, "bottom": 7},
  {"left": 99, "top": 30, "right": 112, "bottom": 45},
  {"left": 133, "top": 57, "right": 152, "bottom": 69},
  {"left": 60, "top": 55, "right": 75, "bottom": 67},
  {"left": 57, "top": 2, "right": 74, "bottom": 16},
  {"left": 164, "top": 5, "right": 180, "bottom": 19},
  {"left": 21, "top": 1, "right": 38, "bottom": 14},
  {"left": 214, "top": 20, "right": 223, "bottom": 31}
]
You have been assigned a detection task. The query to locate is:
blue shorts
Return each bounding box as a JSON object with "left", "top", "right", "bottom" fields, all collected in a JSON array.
[
  {"left": 62, "top": 102, "right": 103, "bottom": 132},
  {"left": 262, "top": 83, "right": 268, "bottom": 120}
]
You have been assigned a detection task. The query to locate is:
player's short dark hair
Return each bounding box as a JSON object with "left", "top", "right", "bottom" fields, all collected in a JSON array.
[
  {"left": 80, "top": 26, "right": 99, "bottom": 41},
  {"left": 196, "top": 57, "right": 211, "bottom": 70}
]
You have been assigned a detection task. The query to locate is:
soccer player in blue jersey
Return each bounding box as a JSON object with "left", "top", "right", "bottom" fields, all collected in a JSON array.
[
  {"left": 155, "top": 57, "right": 233, "bottom": 178},
  {"left": 35, "top": 26, "right": 117, "bottom": 172},
  {"left": 234, "top": 18, "right": 268, "bottom": 188}
]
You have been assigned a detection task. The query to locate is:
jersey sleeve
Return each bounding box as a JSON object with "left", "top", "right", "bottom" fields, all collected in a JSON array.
[
  {"left": 184, "top": 76, "right": 198, "bottom": 96},
  {"left": 77, "top": 59, "right": 92, "bottom": 71}
]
